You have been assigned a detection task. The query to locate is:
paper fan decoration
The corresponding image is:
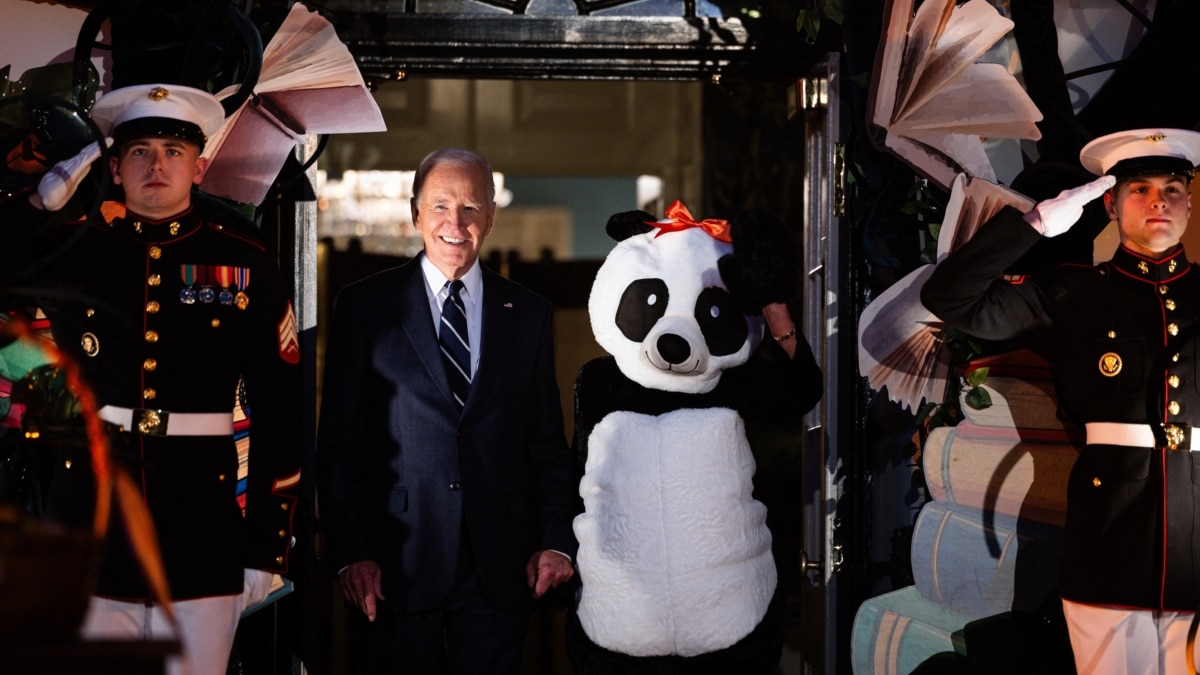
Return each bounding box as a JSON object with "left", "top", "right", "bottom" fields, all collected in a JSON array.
[
  {"left": 200, "top": 3, "right": 386, "bottom": 206},
  {"left": 868, "top": 0, "right": 1043, "bottom": 191},
  {"left": 858, "top": 174, "right": 1035, "bottom": 411}
]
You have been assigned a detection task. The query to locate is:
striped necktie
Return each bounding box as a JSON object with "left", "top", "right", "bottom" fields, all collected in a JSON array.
[{"left": 439, "top": 280, "right": 471, "bottom": 409}]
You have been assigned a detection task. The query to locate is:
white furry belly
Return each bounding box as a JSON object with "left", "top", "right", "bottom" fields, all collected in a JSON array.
[{"left": 573, "top": 407, "right": 776, "bottom": 657}]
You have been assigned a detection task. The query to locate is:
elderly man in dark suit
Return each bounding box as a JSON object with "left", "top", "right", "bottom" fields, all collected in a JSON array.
[{"left": 317, "top": 147, "right": 577, "bottom": 674}]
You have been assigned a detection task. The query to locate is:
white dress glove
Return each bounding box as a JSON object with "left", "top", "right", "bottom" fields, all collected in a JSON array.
[
  {"left": 35, "top": 137, "right": 113, "bottom": 211},
  {"left": 1025, "top": 174, "right": 1116, "bottom": 238},
  {"left": 241, "top": 568, "right": 276, "bottom": 612}
]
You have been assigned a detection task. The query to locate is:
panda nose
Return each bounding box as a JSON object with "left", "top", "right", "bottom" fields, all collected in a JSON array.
[{"left": 656, "top": 333, "right": 691, "bottom": 365}]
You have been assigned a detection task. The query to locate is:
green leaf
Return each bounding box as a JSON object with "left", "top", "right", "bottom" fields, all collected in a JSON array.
[
  {"left": 824, "top": 0, "right": 845, "bottom": 24},
  {"left": 965, "top": 386, "right": 993, "bottom": 410},
  {"left": 965, "top": 366, "right": 989, "bottom": 387}
]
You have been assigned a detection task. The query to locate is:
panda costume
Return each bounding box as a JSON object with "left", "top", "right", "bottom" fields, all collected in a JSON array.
[{"left": 566, "top": 203, "right": 823, "bottom": 674}]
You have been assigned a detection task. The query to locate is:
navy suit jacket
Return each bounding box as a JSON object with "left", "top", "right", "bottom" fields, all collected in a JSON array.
[{"left": 317, "top": 257, "right": 578, "bottom": 613}]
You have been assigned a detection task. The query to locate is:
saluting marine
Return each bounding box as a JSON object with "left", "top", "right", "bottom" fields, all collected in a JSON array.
[
  {"left": 25, "top": 83, "right": 302, "bottom": 675},
  {"left": 922, "top": 129, "right": 1200, "bottom": 675}
]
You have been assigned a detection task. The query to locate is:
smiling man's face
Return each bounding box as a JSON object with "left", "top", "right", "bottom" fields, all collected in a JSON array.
[{"left": 411, "top": 163, "right": 496, "bottom": 280}]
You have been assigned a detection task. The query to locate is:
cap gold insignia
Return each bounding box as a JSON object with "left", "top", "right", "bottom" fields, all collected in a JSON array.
[
  {"left": 148, "top": 87, "right": 169, "bottom": 101},
  {"left": 1099, "top": 352, "right": 1122, "bottom": 377},
  {"left": 1146, "top": 133, "right": 1165, "bottom": 142}
]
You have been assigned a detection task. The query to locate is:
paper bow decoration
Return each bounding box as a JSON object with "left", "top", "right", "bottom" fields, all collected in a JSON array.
[
  {"left": 868, "top": 0, "right": 1043, "bottom": 192},
  {"left": 200, "top": 3, "right": 386, "bottom": 206}
]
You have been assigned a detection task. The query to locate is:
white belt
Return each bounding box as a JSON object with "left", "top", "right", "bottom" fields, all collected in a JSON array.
[
  {"left": 98, "top": 405, "right": 233, "bottom": 437},
  {"left": 1085, "top": 422, "right": 1198, "bottom": 451}
]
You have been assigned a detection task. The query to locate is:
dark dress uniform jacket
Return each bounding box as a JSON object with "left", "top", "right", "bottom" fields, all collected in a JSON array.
[
  {"left": 921, "top": 206, "right": 1200, "bottom": 611},
  {"left": 316, "top": 257, "right": 578, "bottom": 615},
  {"left": 41, "top": 199, "right": 302, "bottom": 601}
]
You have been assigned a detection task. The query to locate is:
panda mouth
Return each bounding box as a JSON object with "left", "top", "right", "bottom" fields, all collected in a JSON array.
[{"left": 644, "top": 350, "right": 702, "bottom": 375}]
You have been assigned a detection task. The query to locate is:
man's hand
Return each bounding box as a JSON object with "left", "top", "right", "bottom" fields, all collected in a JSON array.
[
  {"left": 1026, "top": 174, "right": 1117, "bottom": 237},
  {"left": 525, "top": 550, "right": 574, "bottom": 599},
  {"left": 338, "top": 560, "right": 385, "bottom": 621}
]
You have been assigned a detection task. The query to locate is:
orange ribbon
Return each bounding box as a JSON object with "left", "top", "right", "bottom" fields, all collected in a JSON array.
[{"left": 649, "top": 200, "right": 732, "bottom": 243}]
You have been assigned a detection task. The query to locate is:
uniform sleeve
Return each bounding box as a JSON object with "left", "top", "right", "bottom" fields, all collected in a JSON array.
[
  {"left": 919, "top": 205, "right": 1057, "bottom": 341},
  {"left": 239, "top": 243, "right": 303, "bottom": 574}
]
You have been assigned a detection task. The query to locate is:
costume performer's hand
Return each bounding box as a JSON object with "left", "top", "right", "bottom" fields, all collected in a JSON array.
[{"left": 1026, "top": 174, "right": 1116, "bottom": 238}]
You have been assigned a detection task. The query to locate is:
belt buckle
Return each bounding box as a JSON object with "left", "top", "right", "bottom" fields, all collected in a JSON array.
[
  {"left": 1163, "top": 423, "right": 1190, "bottom": 451},
  {"left": 135, "top": 409, "right": 168, "bottom": 436}
]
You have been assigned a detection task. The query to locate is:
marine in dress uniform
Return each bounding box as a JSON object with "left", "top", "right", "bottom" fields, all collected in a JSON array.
[
  {"left": 32, "top": 84, "right": 302, "bottom": 675},
  {"left": 921, "top": 129, "right": 1200, "bottom": 675}
]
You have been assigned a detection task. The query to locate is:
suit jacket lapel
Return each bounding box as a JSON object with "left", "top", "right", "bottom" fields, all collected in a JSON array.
[
  {"left": 397, "top": 260, "right": 457, "bottom": 408},
  {"left": 464, "top": 269, "right": 518, "bottom": 415}
]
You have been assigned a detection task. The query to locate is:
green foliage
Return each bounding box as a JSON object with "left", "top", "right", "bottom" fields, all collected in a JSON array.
[
  {"left": 11, "top": 365, "right": 81, "bottom": 438},
  {"left": 796, "top": 0, "right": 845, "bottom": 45}
]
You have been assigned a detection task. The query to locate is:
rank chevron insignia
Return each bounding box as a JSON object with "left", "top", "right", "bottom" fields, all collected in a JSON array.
[{"left": 278, "top": 301, "right": 300, "bottom": 364}]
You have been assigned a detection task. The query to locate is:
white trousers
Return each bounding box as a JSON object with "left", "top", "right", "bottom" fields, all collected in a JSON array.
[
  {"left": 81, "top": 569, "right": 275, "bottom": 675},
  {"left": 1063, "top": 599, "right": 1200, "bottom": 675}
]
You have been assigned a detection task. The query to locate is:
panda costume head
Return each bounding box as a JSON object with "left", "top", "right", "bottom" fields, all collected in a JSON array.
[{"left": 588, "top": 203, "right": 764, "bottom": 394}]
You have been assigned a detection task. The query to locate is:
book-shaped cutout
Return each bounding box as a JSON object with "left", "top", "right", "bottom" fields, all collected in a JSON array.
[
  {"left": 868, "top": 0, "right": 1042, "bottom": 191},
  {"left": 201, "top": 2, "right": 386, "bottom": 206},
  {"left": 851, "top": 585, "right": 970, "bottom": 675},
  {"left": 910, "top": 499, "right": 1063, "bottom": 620},
  {"left": 857, "top": 174, "right": 1033, "bottom": 412}
]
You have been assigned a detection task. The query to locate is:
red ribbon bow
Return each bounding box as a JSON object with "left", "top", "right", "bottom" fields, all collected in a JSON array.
[{"left": 648, "top": 200, "right": 732, "bottom": 243}]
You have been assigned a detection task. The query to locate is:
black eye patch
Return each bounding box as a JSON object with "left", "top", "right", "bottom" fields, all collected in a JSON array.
[
  {"left": 695, "top": 286, "right": 747, "bottom": 356},
  {"left": 616, "top": 278, "right": 669, "bottom": 342}
]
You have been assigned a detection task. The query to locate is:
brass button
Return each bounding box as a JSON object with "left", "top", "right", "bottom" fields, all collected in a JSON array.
[
  {"left": 145, "top": 330, "right": 159, "bottom": 343},
  {"left": 1161, "top": 285, "right": 1170, "bottom": 295},
  {"left": 1169, "top": 323, "right": 1179, "bottom": 336},
  {"left": 1107, "top": 330, "right": 1116, "bottom": 339},
  {"left": 148, "top": 273, "right": 162, "bottom": 286},
  {"left": 211, "top": 319, "right": 220, "bottom": 328},
  {"left": 143, "top": 358, "right": 157, "bottom": 371},
  {"left": 278, "top": 530, "right": 287, "bottom": 538},
  {"left": 143, "top": 388, "right": 156, "bottom": 400},
  {"left": 1166, "top": 299, "right": 1177, "bottom": 311},
  {"left": 86, "top": 308, "right": 95, "bottom": 317},
  {"left": 280, "top": 503, "right": 288, "bottom": 511},
  {"left": 1170, "top": 401, "right": 1181, "bottom": 415},
  {"left": 275, "top": 556, "right": 284, "bottom": 565},
  {"left": 64, "top": 460, "right": 72, "bottom": 469},
  {"left": 149, "top": 246, "right": 162, "bottom": 259},
  {"left": 1170, "top": 375, "right": 1180, "bottom": 388},
  {"left": 146, "top": 300, "right": 160, "bottom": 314},
  {"left": 218, "top": 474, "right": 226, "bottom": 481},
  {"left": 1174, "top": 353, "right": 1181, "bottom": 362},
  {"left": 1092, "top": 477, "right": 1101, "bottom": 487}
]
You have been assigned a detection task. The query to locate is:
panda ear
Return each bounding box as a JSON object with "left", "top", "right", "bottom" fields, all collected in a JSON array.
[{"left": 606, "top": 210, "right": 656, "bottom": 241}]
